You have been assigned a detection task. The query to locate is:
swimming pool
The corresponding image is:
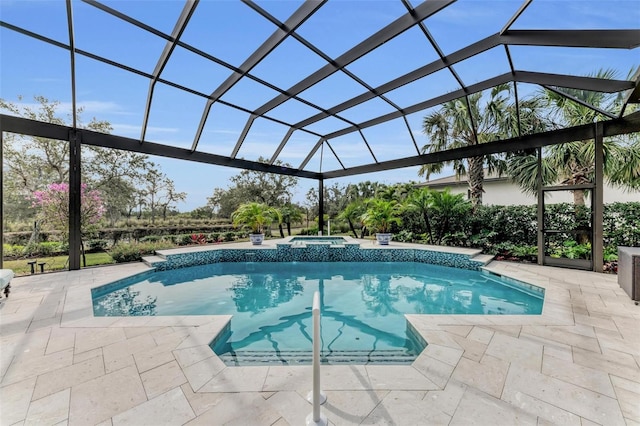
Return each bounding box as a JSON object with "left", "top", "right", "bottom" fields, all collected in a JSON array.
[{"left": 92, "top": 261, "right": 544, "bottom": 366}]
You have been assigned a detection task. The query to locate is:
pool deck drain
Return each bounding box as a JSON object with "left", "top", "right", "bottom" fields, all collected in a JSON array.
[{"left": 1, "top": 239, "right": 639, "bottom": 425}]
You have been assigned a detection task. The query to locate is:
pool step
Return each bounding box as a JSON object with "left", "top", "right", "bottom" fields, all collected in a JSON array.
[
  {"left": 471, "top": 254, "right": 494, "bottom": 266},
  {"left": 217, "top": 349, "right": 418, "bottom": 366},
  {"left": 141, "top": 255, "right": 166, "bottom": 267}
]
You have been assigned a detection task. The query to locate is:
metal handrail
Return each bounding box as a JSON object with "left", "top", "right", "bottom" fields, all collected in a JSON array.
[{"left": 306, "top": 291, "right": 327, "bottom": 426}]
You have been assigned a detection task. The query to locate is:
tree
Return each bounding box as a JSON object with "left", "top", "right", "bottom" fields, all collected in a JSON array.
[
  {"left": 406, "top": 187, "right": 434, "bottom": 243},
  {"left": 208, "top": 158, "right": 299, "bottom": 218},
  {"left": 420, "top": 84, "right": 548, "bottom": 208},
  {"left": 338, "top": 201, "right": 366, "bottom": 238},
  {"left": 231, "top": 202, "right": 282, "bottom": 235},
  {"left": 278, "top": 204, "right": 304, "bottom": 237},
  {"left": 139, "top": 165, "right": 186, "bottom": 223},
  {"left": 31, "top": 182, "right": 105, "bottom": 266},
  {"left": 190, "top": 205, "right": 215, "bottom": 220},
  {"left": 345, "top": 181, "right": 386, "bottom": 201},
  {"left": 508, "top": 69, "right": 640, "bottom": 205},
  {"left": 83, "top": 147, "right": 151, "bottom": 225},
  {"left": 361, "top": 198, "right": 403, "bottom": 234},
  {"left": 305, "top": 182, "right": 365, "bottom": 226},
  {"left": 229, "top": 157, "right": 298, "bottom": 206},
  {"left": 1, "top": 96, "right": 164, "bottom": 226},
  {"left": 430, "top": 189, "right": 470, "bottom": 245},
  {"left": 158, "top": 180, "right": 187, "bottom": 221}
]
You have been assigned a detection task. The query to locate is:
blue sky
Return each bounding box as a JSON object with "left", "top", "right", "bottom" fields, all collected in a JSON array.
[{"left": 1, "top": 0, "right": 638, "bottom": 211}]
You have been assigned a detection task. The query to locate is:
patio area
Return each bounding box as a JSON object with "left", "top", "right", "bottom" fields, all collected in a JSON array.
[{"left": 1, "top": 243, "right": 638, "bottom": 425}]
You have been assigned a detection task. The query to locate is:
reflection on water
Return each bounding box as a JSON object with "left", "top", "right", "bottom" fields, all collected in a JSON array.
[
  {"left": 93, "top": 287, "right": 158, "bottom": 316},
  {"left": 230, "top": 274, "right": 303, "bottom": 314},
  {"left": 92, "top": 262, "right": 543, "bottom": 364}
]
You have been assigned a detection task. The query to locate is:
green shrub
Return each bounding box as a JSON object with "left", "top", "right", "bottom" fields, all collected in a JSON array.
[
  {"left": 140, "top": 235, "right": 162, "bottom": 243},
  {"left": 22, "top": 242, "right": 40, "bottom": 257},
  {"left": 222, "top": 231, "right": 236, "bottom": 242},
  {"left": 604, "top": 246, "right": 618, "bottom": 262},
  {"left": 298, "top": 227, "right": 318, "bottom": 236},
  {"left": 174, "top": 234, "right": 193, "bottom": 246},
  {"left": 39, "top": 241, "right": 66, "bottom": 256},
  {"left": 3, "top": 244, "right": 25, "bottom": 258},
  {"left": 393, "top": 229, "right": 414, "bottom": 242},
  {"left": 108, "top": 241, "right": 173, "bottom": 263},
  {"left": 86, "top": 239, "right": 108, "bottom": 252},
  {"left": 550, "top": 241, "right": 591, "bottom": 260}
]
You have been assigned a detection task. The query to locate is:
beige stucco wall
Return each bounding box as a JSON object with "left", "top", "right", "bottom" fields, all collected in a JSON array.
[{"left": 430, "top": 180, "right": 640, "bottom": 206}]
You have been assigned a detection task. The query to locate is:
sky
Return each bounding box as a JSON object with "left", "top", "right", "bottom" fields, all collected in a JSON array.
[{"left": 1, "top": 0, "right": 638, "bottom": 211}]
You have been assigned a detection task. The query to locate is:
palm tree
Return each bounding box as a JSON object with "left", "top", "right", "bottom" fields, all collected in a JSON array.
[
  {"left": 430, "top": 189, "right": 470, "bottom": 245},
  {"left": 361, "top": 198, "right": 403, "bottom": 234},
  {"left": 338, "top": 201, "right": 365, "bottom": 238},
  {"left": 421, "top": 84, "right": 547, "bottom": 208},
  {"left": 406, "top": 187, "right": 434, "bottom": 243},
  {"left": 508, "top": 68, "right": 640, "bottom": 205},
  {"left": 277, "top": 204, "right": 303, "bottom": 237},
  {"left": 231, "top": 202, "right": 281, "bottom": 235}
]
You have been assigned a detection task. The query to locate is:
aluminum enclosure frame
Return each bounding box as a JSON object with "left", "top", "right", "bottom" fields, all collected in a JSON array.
[{"left": 1, "top": 0, "right": 639, "bottom": 272}]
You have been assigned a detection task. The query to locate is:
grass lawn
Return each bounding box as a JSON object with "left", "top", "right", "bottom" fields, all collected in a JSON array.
[{"left": 3, "top": 252, "right": 115, "bottom": 276}]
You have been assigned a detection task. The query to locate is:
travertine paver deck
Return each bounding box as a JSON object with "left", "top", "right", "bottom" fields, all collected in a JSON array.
[{"left": 1, "top": 243, "right": 639, "bottom": 425}]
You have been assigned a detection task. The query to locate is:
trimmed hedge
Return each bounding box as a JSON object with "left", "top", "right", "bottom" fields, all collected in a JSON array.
[{"left": 420, "top": 202, "right": 639, "bottom": 252}]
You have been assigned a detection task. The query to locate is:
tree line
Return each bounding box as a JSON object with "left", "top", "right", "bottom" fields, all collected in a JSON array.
[
  {"left": 2, "top": 96, "right": 187, "bottom": 231},
  {"left": 2, "top": 67, "right": 639, "bottom": 236}
]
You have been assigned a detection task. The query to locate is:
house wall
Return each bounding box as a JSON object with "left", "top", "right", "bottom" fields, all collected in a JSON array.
[{"left": 429, "top": 181, "right": 640, "bottom": 206}]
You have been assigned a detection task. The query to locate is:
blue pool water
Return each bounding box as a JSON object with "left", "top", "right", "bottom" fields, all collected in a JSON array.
[{"left": 92, "top": 262, "right": 543, "bottom": 365}]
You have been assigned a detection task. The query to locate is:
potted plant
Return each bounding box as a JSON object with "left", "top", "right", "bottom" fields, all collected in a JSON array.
[
  {"left": 361, "top": 198, "right": 403, "bottom": 245},
  {"left": 231, "top": 202, "right": 282, "bottom": 245}
]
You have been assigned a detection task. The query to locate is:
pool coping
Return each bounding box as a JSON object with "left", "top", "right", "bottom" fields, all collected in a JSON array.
[{"left": 62, "top": 240, "right": 560, "bottom": 395}]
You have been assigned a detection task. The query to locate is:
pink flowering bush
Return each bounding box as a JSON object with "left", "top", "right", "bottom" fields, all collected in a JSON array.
[{"left": 32, "top": 182, "right": 105, "bottom": 236}]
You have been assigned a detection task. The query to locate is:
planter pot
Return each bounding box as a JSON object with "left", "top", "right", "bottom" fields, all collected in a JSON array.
[
  {"left": 249, "top": 233, "right": 264, "bottom": 245},
  {"left": 376, "top": 233, "right": 392, "bottom": 245}
]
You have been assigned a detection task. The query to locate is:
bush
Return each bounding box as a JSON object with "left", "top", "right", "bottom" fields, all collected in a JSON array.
[
  {"left": 86, "top": 239, "right": 108, "bottom": 252},
  {"left": 550, "top": 241, "right": 591, "bottom": 260},
  {"left": 39, "top": 241, "right": 66, "bottom": 256},
  {"left": 140, "top": 235, "right": 162, "bottom": 243},
  {"left": 190, "top": 233, "right": 207, "bottom": 244},
  {"left": 176, "top": 234, "right": 194, "bottom": 246},
  {"left": 222, "top": 231, "right": 236, "bottom": 242},
  {"left": 393, "top": 229, "right": 414, "bottom": 242},
  {"left": 298, "top": 228, "right": 318, "bottom": 236},
  {"left": 3, "top": 244, "right": 25, "bottom": 258},
  {"left": 108, "top": 241, "right": 174, "bottom": 263}
]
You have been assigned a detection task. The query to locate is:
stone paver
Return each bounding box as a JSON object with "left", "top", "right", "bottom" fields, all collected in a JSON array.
[
  {"left": 111, "top": 387, "right": 195, "bottom": 426},
  {"left": 68, "top": 365, "right": 147, "bottom": 425},
  {"left": 1, "top": 253, "right": 638, "bottom": 425}
]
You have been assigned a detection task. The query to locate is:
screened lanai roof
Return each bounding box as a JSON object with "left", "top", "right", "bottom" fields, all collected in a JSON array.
[{"left": 1, "top": 0, "right": 639, "bottom": 180}]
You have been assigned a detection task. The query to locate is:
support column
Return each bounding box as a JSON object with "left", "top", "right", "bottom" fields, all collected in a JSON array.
[
  {"left": 593, "top": 122, "right": 604, "bottom": 272},
  {"left": 537, "top": 148, "right": 544, "bottom": 265},
  {"left": 0, "top": 132, "right": 3, "bottom": 269},
  {"left": 318, "top": 179, "right": 324, "bottom": 236},
  {"left": 69, "top": 130, "right": 81, "bottom": 270}
]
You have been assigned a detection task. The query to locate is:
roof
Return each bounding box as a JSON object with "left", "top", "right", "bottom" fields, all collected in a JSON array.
[
  {"left": 1, "top": 0, "right": 639, "bottom": 180},
  {"left": 420, "top": 169, "right": 508, "bottom": 187}
]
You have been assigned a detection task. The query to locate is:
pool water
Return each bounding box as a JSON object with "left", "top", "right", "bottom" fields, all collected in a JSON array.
[
  {"left": 289, "top": 236, "right": 347, "bottom": 245},
  {"left": 92, "top": 262, "right": 543, "bottom": 365}
]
